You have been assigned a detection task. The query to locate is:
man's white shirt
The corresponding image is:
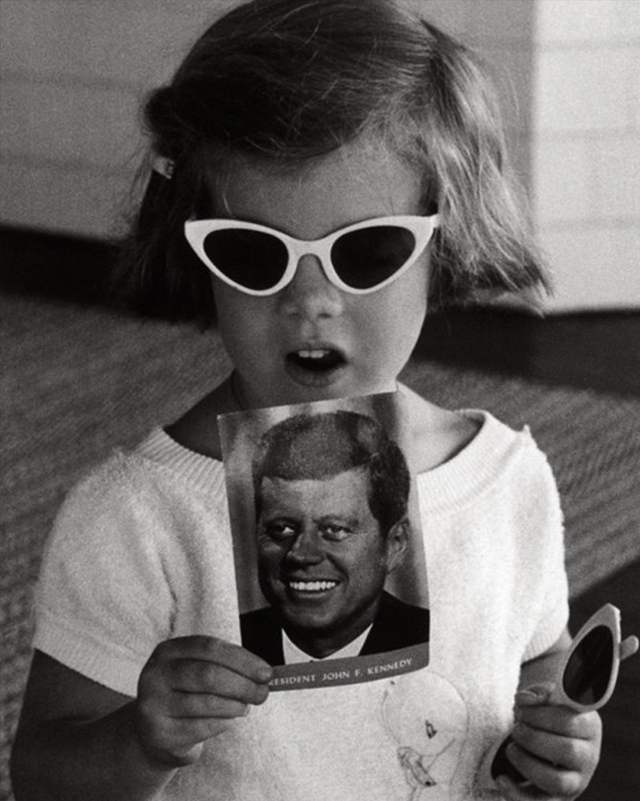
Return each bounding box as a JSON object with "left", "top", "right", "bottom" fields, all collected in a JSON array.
[{"left": 282, "top": 624, "right": 374, "bottom": 663}]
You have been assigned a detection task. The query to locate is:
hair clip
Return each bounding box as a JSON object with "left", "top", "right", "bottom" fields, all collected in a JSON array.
[{"left": 151, "top": 156, "right": 175, "bottom": 180}]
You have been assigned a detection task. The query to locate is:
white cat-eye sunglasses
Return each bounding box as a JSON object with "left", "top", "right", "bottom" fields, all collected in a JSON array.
[{"left": 184, "top": 214, "right": 440, "bottom": 296}]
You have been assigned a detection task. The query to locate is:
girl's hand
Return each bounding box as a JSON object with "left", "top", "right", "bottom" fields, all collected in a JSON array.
[
  {"left": 135, "top": 636, "right": 273, "bottom": 769},
  {"left": 496, "top": 683, "right": 602, "bottom": 800}
]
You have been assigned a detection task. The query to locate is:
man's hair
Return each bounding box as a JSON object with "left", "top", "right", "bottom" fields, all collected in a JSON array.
[
  {"left": 114, "top": 0, "right": 549, "bottom": 324},
  {"left": 252, "top": 410, "right": 410, "bottom": 537}
]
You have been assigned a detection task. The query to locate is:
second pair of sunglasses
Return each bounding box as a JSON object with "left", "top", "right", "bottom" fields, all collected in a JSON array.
[
  {"left": 184, "top": 214, "right": 440, "bottom": 296},
  {"left": 484, "top": 603, "right": 638, "bottom": 789}
]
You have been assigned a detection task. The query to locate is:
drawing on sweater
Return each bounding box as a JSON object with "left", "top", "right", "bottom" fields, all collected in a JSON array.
[
  {"left": 381, "top": 671, "right": 470, "bottom": 799},
  {"left": 218, "top": 391, "right": 430, "bottom": 690}
]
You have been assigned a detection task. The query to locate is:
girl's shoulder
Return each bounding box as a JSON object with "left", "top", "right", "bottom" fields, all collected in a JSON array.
[
  {"left": 59, "top": 429, "right": 226, "bottom": 525},
  {"left": 400, "top": 382, "right": 554, "bottom": 483},
  {"left": 399, "top": 383, "right": 546, "bottom": 467},
  {"left": 402, "top": 385, "right": 560, "bottom": 515}
]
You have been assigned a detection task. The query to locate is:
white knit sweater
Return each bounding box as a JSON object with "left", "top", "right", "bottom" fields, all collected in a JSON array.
[{"left": 35, "top": 410, "right": 568, "bottom": 800}]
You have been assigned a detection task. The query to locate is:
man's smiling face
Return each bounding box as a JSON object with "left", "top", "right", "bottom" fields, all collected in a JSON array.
[{"left": 256, "top": 466, "right": 401, "bottom": 656}]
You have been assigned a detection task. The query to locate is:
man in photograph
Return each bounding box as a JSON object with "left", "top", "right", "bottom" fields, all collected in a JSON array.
[{"left": 240, "top": 410, "right": 429, "bottom": 665}]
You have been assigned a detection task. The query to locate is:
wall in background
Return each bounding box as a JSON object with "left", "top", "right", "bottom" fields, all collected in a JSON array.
[
  {"left": 413, "top": 0, "right": 536, "bottom": 192},
  {"left": 531, "top": 0, "right": 640, "bottom": 311},
  {"left": 426, "top": 0, "right": 640, "bottom": 311},
  {"left": 0, "top": 0, "right": 238, "bottom": 238},
  {"left": 1, "top": 0, "right": 638, "bottom": 309}
]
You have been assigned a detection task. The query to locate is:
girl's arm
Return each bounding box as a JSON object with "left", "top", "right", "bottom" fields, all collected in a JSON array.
[
  {"left": 497, "top": 629, "right": 602, "bottom": 801},
  {"left": 11, "top": 642, "right": 272, "bottom": 801},
  {"left": 11, "top": 652, "right": 175, "bottom": 801}
]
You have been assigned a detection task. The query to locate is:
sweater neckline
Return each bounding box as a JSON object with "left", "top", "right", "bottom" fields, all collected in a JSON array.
[
  {"left": 136, "top": 410, "right": 526, "bottom": 508},
  {"left": 417, "top": 411, "right": 530, "bottom": 513},
  {"left": 137, "top": 427, "right": 226, "bottom": 495}
]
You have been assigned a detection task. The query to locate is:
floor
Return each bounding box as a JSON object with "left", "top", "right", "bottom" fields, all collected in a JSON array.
[
  {"left": 2, "top": 226, "right": 639, "bottom": 799},
  {"left": 417, "top": 308, "right": 640, "bottom": 801},
  {"left": 569, "top": 561, "right": 640, "bottom": 801},
  {"left": 417, "top": 306, "right": 640, "bottom": 398},
  {"left": 418, "top": 308, "right": 640, "bottom": 801}
]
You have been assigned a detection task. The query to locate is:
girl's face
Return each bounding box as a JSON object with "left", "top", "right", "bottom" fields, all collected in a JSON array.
[{"left": 205, "top": 141, "right": 431, "bottom": 409}]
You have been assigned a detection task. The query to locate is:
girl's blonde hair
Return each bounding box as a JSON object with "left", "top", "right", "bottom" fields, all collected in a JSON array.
[{"left": 115, "top": 0, "right": 549, "bottom": 325}]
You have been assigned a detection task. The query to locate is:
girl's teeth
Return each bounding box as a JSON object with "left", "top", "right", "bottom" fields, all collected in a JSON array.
[
  {"left": 289, "top": 580, "right": 337, "bottom": 592},
  {"left": 297, "top": 349, "right": 330, "bottom": 359}
]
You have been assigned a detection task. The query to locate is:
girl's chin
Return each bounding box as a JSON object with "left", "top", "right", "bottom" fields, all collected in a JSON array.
[{"left": 236, "top": 370, "right": 399, "bottom": 410}]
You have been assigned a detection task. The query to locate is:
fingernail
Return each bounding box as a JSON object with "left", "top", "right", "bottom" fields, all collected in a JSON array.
[
  {"left": 515, "top": 690, "right": 540, "bottom": 704},
  {"left": 515, "top": 684, "right": 549, "bottom": 704}
]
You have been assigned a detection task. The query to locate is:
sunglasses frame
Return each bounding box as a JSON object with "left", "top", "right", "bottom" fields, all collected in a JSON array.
[
  {"left": 184, "top": 214, "right": 440, "bottom": 296},
  {"left": 547, "top": 602, "right": 636, "bottom": 712},
  {"left": 484, "top": 602, "right": 638, "bottom": 787}
]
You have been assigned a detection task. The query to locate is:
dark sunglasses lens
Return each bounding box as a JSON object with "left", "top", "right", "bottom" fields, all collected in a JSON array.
[
  {"left": 203, "top": 229, "right": 288, "bottom": 291},
  {"left": 331, "top": 226, "right": 416, "bottom": 289},
  {"left": 563, "top": 625, "right": 614, "bottom": 705}
]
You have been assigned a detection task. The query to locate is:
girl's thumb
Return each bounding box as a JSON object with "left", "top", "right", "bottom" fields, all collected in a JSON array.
[{"left": 514, "top": 683, "right": 554, "bottom": 706}]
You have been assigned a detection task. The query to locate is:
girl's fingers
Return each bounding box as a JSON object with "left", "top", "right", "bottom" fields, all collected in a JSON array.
[
  {"left": 143, "top": 712, "right": 247, "bottom": 764},
  {"left": 168, "top": 694, "right": 252, "bottom": 720},
  {"left": 504, "top": 741, "right": 585, "bottom": 798},
  {"left": 515, "top": 705, "right": 600, "bottom": 741},
  {"left": 495, "top": 774, "right": 549, "bottom": 801},
  {"left": 511, "top": 723, "right": 592, "bottom": 772},
  {"left": 514, "top": 684, "right": 554, "bottom": 707},
  {"left": 173, "top": 715, "right": 247, "bottom": 743},
  {"left": 168, "top": 658, "right": 270, "bottom": 705},
  {"left": 503, "top": 688, "right": 601, "bottom": 799},
  {"left": 151, "top": 636, "right": 273, "bottom": 684}
]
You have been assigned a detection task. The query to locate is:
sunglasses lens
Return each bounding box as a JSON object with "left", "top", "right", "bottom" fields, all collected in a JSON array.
[
  {"left": 331, "top": 226, "right": 416, "bottom": 289},
  {"left": 203, "top": 229, "right": 288, "bottom": 291},
  {"left": 563, "top": 625, "right": 614, "bottom": 705}
]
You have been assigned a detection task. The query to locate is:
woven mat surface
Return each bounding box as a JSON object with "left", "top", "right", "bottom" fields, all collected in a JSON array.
[{"left": 2, "top": 293, "right": 639, "bottom": 797}]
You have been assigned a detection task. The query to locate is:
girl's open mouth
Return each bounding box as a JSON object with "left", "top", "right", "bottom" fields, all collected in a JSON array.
[{"left": 286, "top": 348, "right": 346, "bottom": 374}]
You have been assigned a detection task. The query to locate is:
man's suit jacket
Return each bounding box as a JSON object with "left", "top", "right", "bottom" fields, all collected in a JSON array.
[{"left": 240, "top": 590, "right": 429, "bottom": 665}]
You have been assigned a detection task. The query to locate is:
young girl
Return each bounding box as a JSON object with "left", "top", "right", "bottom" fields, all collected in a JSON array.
[{"left": 11, "top": 1, "right": 602, "bottom": 799}]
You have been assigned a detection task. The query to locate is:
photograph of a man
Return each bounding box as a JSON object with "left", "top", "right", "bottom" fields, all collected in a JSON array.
[{"left": 240, "top": 410, "right": 429, "bottom": 666}]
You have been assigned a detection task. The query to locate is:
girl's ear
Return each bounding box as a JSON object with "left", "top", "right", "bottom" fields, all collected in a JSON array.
[{"left": 384, "top": 518, "right": 409, "bottom": 573}]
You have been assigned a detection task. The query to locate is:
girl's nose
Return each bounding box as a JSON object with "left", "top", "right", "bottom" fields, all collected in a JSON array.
[
  {"left": 279, "top": 254, "right": 344, "bottom": 320},
  {"left": 286, "top": 526, "right": 324, "bottom": 565}
]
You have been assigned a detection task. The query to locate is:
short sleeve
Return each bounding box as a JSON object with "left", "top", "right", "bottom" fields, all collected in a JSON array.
[
  {"left": 518, "top": 438, "right": 570, "bottom": 663},
  {"left": 34, "top": 455, "right": 175, "bottom": 697}
]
